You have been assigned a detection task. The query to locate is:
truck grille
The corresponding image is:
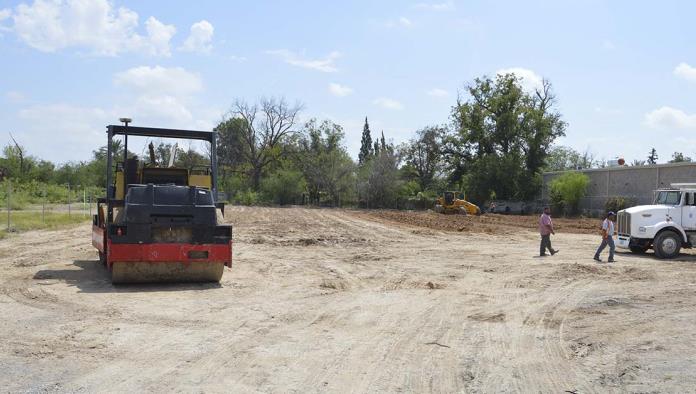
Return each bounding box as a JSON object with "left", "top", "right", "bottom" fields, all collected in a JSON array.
[{"left": 617, "top": 212, "right": 631, "bottom": 236}]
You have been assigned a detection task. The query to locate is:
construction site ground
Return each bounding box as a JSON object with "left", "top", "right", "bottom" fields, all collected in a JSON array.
[{"left": 1, "top": 207, "right": 695, "bottom": 393}]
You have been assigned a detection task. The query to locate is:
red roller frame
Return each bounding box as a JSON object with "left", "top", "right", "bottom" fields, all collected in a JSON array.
[{"left": 105, "top": 240, "right": 232, "bottom": 267}]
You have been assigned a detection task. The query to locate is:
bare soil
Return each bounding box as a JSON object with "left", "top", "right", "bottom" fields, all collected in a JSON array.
[
  {"left": 360, "top": 210, "right": 602, "bottom": 235},
  {"left": 1, "top": 207, "right": 695, "bottom": 393}
]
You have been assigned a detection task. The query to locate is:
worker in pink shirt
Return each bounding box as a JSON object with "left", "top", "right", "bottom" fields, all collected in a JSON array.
[{"left": 539, "top": 206, "right": 559, "bottom": 257}]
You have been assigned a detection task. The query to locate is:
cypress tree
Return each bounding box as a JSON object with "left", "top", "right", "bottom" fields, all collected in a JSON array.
[{"left": 358, "top": 117, "right": 373, "bottom": 164}]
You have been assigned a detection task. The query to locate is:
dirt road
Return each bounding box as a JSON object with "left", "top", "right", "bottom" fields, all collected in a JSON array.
[{"left": 1, "top": 207, "right": 695, "bottom": 393}]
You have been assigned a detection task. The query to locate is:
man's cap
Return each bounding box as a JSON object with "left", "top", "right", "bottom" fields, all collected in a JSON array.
[{"left": 607, "top": 211, "right": 616, "bottom": 216}]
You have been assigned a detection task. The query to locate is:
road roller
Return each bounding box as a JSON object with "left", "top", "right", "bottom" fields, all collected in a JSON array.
[{"left": 91, "top": 121, "right": 232, "bottom": 283}]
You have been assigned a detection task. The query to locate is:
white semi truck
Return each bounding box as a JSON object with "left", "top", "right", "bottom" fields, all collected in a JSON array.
[{"left": 617, "top": 184, "right": 696, "bottom": 258}]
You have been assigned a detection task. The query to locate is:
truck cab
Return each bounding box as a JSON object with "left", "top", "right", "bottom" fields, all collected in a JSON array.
[{"left": 617, "top": 184, "right": 696, "bottom": 258}]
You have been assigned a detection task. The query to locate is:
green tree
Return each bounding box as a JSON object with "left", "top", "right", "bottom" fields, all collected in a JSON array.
[
  {"left": 295, "top": 119, "right": 355, "bottom": 206},
  {"left": 174, "top": 142, "right": 209, "bottom": 170},
  {"left": 447, "top": 73, "right": 566, "bottom": 203},
  {"left": 545, "top": 146, "right": 596, "bottom": 171},
  {"left": 220, "top": 97, "right": 302, "bottom": 190},
  {"left": 260, "top": 169, "right": 306, "bottom": 205},
  {"left": 358, "top": 117, "right": 373, "bottom": 164},
  {"left": 669, "top": 152, "right": 692, "bottom": 163},
  {"left": 403, "top": 126, "right": 444, "bottom": 191},
  {"left": 548, "top": 172, "right": 589, "bottom": 215},
  {"left": 358, "top": 137, "right": 401, "bottom": 208},
  {"left": 647, "top": 148, "right": 658, "bottom": 165}
]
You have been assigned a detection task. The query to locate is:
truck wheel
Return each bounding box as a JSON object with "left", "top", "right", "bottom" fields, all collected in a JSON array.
[
  {"left": 629, "top": 245, "right": 648, "bottom": 254},
  {"left": 654, "top": 231, "right": 681, "bottom": 259},
  {"left": 434, "top": 204, "right": 444, "bottom": 214}
]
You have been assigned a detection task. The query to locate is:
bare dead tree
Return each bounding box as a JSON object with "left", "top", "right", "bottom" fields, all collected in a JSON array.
[
  {"left": 227, "top": 97, "right": 303, "bottom": 189},
  {"left": 9, "top": 133, "right": 24, "bottom": 176}
]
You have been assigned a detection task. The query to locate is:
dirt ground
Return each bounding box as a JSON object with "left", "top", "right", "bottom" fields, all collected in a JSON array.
[{"left": 1, "top": 207, "right": 696, "bottom": 393}]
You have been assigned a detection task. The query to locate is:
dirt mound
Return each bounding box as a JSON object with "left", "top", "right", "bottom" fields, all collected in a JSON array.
[{"left": 360, "top": 210, "right": 601, "bottom": 235}]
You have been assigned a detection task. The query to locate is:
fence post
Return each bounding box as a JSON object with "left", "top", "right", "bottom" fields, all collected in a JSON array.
[
  {"left": 42, "top": 186, "right": 46, "bottom": 224},
  {"left": 67, "top": 183, "right": 71, "bottom": 218},
  {"left": 6, "top": 180, "right": 10, "bottom": 231},
  {"left": 83, "top": 187, "right": 86, "bottom": 217}
]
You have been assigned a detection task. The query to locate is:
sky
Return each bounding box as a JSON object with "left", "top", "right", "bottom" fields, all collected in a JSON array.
[{"left": 0, "top": 0, "right": 695, "bottom": 164}]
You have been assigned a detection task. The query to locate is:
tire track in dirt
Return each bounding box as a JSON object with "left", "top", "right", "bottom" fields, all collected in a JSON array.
[{"left": 2, "top": 207, "right": 696, "bottom": 392}]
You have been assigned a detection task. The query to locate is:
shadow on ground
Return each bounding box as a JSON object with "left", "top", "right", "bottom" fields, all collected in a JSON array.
[{"left": 33, "top": 260, "right": 223, "bottom": 293}]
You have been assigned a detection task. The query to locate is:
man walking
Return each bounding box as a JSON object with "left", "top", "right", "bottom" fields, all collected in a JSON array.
[
  {"left": 594, "top": 211, "right": 616, "bottom": 263},
  {"left": 539, "top": 206, "right": 558, "bottom": 256}
]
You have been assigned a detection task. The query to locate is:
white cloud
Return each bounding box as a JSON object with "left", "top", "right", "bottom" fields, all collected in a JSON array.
[
  {"left": 384, "top": 16, "right": 414, "bottom": 28},
  {"left": 674, "top": 62, "right": 696, "bottom": 83},
  {"left": 144, "top": 16, "right": 176, "bottom": 56},
  {"left": 413, "top": 1, "right": 455, "bottom": 11},
  {"left": 645, "top": 106, "right": 696, "bottom": 130},
  {"left": 5, "top": 90, "right": 26, "bottom": 103},
  {"left": 328, "top": 83, "right": 353, "bottom": 97},
  {"left": 17, "top": 103, "right": 113, "bottom": 162},
  {"left": 0, "top": 8, "right": 10, "bottom": 34},
  {"left": 180, "top": 20, "right": 214, "bottom": 53},
  {"left": 427, "top": 88, "right": 448, "bottom": 97},
  {"left": 229, "top": 55, "right": 247, "bottom": 62},
  {"left": 496, "top": 67, "right": 544, "bottom": 92},
  {"left": 113, "top": 66, "right": 205, "bottom": 125},
  {"left": 373, "top": 97, "right": 404, "bottom": 110},
  {"left": 12, "top": 66, "right": 214, "bottom": 163},
  {"left": 7, "top": 0, "right": 175, "bottom": 56},
  {"left": 602, "top": 40, "right": 615, "bottom": 50},
  {"left": 114, "top": 66, "right": 202, "bottom": 97},
  {"left": 265, "top": 49, "right": 341, "bottom": 72}
]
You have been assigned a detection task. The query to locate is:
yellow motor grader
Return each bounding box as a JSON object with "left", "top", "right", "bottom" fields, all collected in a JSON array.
[{"left": 434, "top": 191, "right": 481, "bottom": 215}]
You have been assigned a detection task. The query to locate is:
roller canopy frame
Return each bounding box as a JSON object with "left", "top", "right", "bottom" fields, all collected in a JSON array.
[
  {"left": 107, "top": 125, "right": 215, "bottom": 142},
  {"left": 105, "top": 124, "right": 219, "bottom": 211}
]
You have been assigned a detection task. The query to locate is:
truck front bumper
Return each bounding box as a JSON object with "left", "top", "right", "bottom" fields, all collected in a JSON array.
[{"left": 616, "top": 235, "right": 630, "bottom": 249}]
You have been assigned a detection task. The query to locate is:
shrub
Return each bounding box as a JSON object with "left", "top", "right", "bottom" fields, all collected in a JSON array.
[
  {"left": 605, "top": 196, "right": 637, "bottom": 213},
  {"left": 234, "top": 190, "right": 259, "bottom": 206},
  {"left": 548, "top": 172, "right": 589, "bottom": 215},
  {"left": 260, "top": 170, "right": 306, "bottom": 205}
]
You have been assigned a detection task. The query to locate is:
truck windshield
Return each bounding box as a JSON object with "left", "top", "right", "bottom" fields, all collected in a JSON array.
[{"left": 654, "top": 191, "right": 681, "bottom": 205}]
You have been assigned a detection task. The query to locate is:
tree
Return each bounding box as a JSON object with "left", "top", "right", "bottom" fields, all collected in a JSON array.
[
  {"left": 358, "top": 117, "right": 373, "bottom": 164},
  {"left": 403, "top": 126, "right": 444, "bottom": 191},
  {"left": 631, "top": 159, "right": 646, "bottom": 166},
  {"left": 295, "top": 119, "right": 355, "bottom": 206},
  {"left": 548, "top": 172, "right": 589, "bottom": 215},
  {"left": 647, "top": 148, "right": 658, "bottom": 165},
  {"left": 260, "top": 169, "right": 306, "bottom": 205},
  {"left": 215, "top": 117, "right": 251, "bottom": 172},
  {"left": 174, "top": 142, "right": 209, "bottom": 170},
  {"left": 220, "top": 97, "right": 302, "bottom": 190},
  {"left": 669, "top": 152, "right": 692, "bottom": 163},
  {"left": 9, "top": 134, "right": 24, "bottom": 176},
  {"left": 447, "top": 74, "right": 566, "bottom": 203},
  {"left": 545, "top": 146, "right": 597, "bottom": 171},
  {"left": 358, "top": 134, "right": 401, "bottom": 208}
]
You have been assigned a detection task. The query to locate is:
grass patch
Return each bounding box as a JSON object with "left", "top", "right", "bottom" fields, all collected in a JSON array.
[{"left": 0, "top": 211, "right": 90, "bottom": 238}]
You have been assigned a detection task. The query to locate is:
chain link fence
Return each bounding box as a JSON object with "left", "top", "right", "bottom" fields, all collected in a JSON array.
[{"left": 0, "top": 182, "right": 102, "bottom": 232}]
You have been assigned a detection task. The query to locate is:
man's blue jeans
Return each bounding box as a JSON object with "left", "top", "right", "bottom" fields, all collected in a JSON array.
[{"left": 595, "top": 236, "right": 615, "bottom": 260}]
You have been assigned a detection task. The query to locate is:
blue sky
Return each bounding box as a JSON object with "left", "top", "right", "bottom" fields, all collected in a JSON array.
[{"left": 0, "top": 0, "right": 695, "bottom": 164}]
